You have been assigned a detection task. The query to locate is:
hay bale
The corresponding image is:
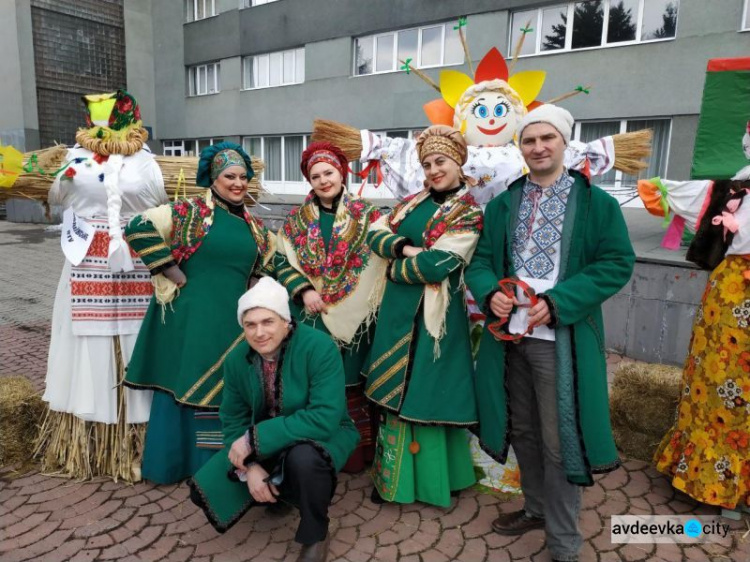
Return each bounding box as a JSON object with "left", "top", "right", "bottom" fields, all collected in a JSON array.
[
  {"left": 609, "top": 363, "right": 683, "bottom": 462},
  {"left": 0, "top": 376, "right": 45, "bottom": 467}
]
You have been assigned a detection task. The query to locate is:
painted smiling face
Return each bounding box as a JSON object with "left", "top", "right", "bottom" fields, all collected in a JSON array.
[
  {"left": 453, "top": 80, "right": 527, "bottom": 148},
  {"left": 463, "top": 91, "right": 522, "bottom": 147}
]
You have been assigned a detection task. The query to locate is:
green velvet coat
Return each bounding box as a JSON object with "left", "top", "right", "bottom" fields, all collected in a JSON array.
[
  {"left": 189, "top": 323, "right": 360, "bottom": 531},
  {"left": 465, "top": 171, "right": 635, "bottom": 485},
  {"left": 363, "top": 194, "right": 479, "bottom": 426}
]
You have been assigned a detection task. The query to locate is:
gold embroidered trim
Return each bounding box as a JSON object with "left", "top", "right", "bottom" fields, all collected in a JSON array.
[
  {"left": 368, "top": 355, "right": 409, "bottom": 394},
  {"left": 381, "top": 383, "right": 404, "bottom": 405},
  {"left": 181, "top": 332, "right": 245, "bottom": 402},
  {"left": 138, "top": 242, "right": 169, "bottom": 257},
  {"left": 146, "top": 254, "right": 175, "bottom": 270},
  {"left": 367, "top": 333, "right": 411, "bottom": 374},
  {"left": 125, "top": 231, "right": 161, "bottom": 243},
  {"left": 200, "top": 380, "right": 225, "bottom": 406},
  {"left": 411, "top": 257, "right": 428, "bottom": 283}
]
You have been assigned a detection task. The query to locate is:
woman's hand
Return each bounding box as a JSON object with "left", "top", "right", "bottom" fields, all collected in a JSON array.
[
  {"left": 246, "top": 464, "right": 279, "bottom": 504},
  {"left": 402, "top": 245, "right": 423, "bottom": 258},
  {"left": 163, "top": 265, "right": 187, "bottom": 288},
  {"left": 302, "top": 289, "right": 327, "bottom": 315}
]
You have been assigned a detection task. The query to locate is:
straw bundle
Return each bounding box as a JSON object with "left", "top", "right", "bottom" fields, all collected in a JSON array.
[
  {"left": 611, "top": 129, "right": 653, "bottom": 176},
  {"left": 0, "top": 148, "right": 266, "bottom": 206},
  {"left": 312, "top": 119, "right": 363, "bottom": 161},
  {"left": 34, "top": 339, "right": 145, "bottom": 482},
  {"left": 609, "top": 362, "right": 682, "bottom": 462},
  {"left": 0, "top": 376, "right": 46, "bottom": 469},
  {"left": 155, "top": 155, "right": 265, "bottom": 203}
]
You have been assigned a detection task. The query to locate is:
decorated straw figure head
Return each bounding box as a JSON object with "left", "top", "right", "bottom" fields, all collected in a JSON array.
[
  {"left": 82, "top": 90, "right": 142, "bottom": 131},
  {"left": 421, "top": 48, "right": 546, "bottom": 147}
]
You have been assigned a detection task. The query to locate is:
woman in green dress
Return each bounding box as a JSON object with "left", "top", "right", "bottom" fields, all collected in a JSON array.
[
  {"left": 275, "top": 141, "right": 386, "bottom": 472},
  {"left": 124, "top": 142, "right": 275, "bottom": 484},
  {"left": 365, "top": 125, "right": 483, "bottom": 507}
]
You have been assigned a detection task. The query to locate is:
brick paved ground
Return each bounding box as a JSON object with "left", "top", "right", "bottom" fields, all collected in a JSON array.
[{"left": 1, "top": 221, "right": 748, "bottom": 562}]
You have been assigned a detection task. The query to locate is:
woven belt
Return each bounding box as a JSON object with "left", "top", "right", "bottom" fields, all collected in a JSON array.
[{"left": 486, "top": 277, "right": 539, "bottom": 342}]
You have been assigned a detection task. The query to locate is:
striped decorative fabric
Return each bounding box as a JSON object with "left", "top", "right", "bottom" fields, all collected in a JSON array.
[{"left": 70, "top": 218, "right": 153, "bottom": 336}]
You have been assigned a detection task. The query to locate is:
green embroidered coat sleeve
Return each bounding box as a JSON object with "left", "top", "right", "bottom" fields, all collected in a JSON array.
[
  {"left": 466, "top": 171, "right": 635, "bottom": 485},
  {"left": 125, "top": 210, "right": 175, "bottom": 273},
  {"left": 388, "top": 250, "right": 463, "bottom": 284},
  {"left": 367, "top": 229, "right": 409, "bottom": 259},
  {"left": 274, "top": 252, "right": 313, "bottom": 299}
]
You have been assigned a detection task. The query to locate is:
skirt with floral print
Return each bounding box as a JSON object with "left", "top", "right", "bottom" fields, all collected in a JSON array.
[{"left": 654, "top": 255, "right": 750, "bottom": 509}]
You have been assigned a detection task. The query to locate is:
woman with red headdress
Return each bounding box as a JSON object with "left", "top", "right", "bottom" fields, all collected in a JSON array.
[{"left": 275, "top": 141, "right": 387, "bottom": 472}]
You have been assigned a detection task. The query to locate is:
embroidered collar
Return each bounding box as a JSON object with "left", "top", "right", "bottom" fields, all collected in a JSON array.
[{"left": 524, "top": 170, "right": 574, "bottom": 197}]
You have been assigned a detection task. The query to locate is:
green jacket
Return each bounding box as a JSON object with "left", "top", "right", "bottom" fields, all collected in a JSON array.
[
  {"left": 465, "top": 170, "right": 635, "bottom": 485},
  {"left": 189, "top": 323, "right": 360, "bottom": 531}
]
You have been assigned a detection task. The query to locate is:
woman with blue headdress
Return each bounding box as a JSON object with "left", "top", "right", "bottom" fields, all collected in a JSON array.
[{"left": 124, "top": 142, "right": 275, "bottom": 484}]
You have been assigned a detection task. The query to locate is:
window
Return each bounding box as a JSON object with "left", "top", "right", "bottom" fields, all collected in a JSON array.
[
  {"left": 510, "top": 0, "right": 679, "bottom": 56},
  {"left": 742, "top": 0, "right": 750, "bottom": 30},
  {"left": 188, "top": 63, "right": 220, "bottom": 96},
  {"left": 574, "top": 118, "right": 671, "bottom": 203},
  {"left": 164, "top": 138, "right": 222, "bottom": 157},
  {"left": 243, "top": 48, "right": 304, "bottom": 89},
  {"left": 355, "top": 21, "right": 464, "bottom": 76},
  {"left": 242, "top": 135, "right": 309, "bottom": 183},
  {"left": 242, "top": 0, "right": 280, "bottom": 6},
  {"left": 185, "top": 0, "right": 215, "bottom": 23},
  {"left": 163, "top": 141, "right": 185, "bottom": 157}
]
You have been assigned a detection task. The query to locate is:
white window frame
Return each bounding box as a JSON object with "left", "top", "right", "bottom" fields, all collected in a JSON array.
[
  {"left": 510, "top": 0, "right": 680, "bottom": 58},
  {"left": 354, "top": 21, "right": 465, "bottom": 76},
  {"left": 162, "top": 140, "right": 186, "bottom": 157},
  {"left": 242, "top": 48, "right": 305, "bottom": 90},
  {"left": 188, "top": 62, "right": 221, "bottom": 96},
  {"left": 185, "top": 0, "right": 216, "bottom": 23},
  {"left": 572, "top": 117, "right": 672, "bottom": 204},
  {"left": 242, "top": 134, "right": 310, "bottom": 194},
  {"left": 241, "top": 0, "right": 280, "bottom": 7},
  {"left": 742, "top": 0, "right": 750, "bottom": 31},
  {"left": 165, "top": 138, "right": 218, "bottom": 157}
]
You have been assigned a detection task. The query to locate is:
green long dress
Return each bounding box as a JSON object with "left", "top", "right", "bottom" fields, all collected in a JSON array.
[
  {"left": 365, "top": 193, "right": 478, "bottom": 507},
  {"left": 125, "top": 202, "right": 260, "bottom": 484}
]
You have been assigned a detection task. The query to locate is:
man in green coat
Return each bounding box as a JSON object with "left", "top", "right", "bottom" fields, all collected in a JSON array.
[
  {"left": 466, "top": 105, "right": 635, "bottom": 562},
  {"left": 188, "top": 277, "right": 360, "bottom": 562}
]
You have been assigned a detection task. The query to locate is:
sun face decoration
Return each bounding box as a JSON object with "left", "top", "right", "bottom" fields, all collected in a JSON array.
[{"left": 422, "top": 48, "right": 546, "bottom": 147}]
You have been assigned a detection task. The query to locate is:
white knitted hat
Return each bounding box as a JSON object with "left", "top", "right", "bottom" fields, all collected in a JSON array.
[
  {"left": 237, "top": 277, "right": 291, "bottom": 325},
  {"left": 517, "top": 104, "right": 574, "bottom": 145}
]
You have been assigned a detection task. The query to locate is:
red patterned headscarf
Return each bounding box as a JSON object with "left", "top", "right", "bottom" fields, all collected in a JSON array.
[{"left": 300, "top": 141, "right": 348, "bottom": 183}]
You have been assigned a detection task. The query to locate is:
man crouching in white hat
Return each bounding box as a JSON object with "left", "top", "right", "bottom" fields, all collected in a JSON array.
[{"left": 189, "top": 277, "right": 360, "bottom": 562}]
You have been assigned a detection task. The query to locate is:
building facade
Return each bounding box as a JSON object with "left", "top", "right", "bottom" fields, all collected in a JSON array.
[
  {"left": 153, "top": 0, "right": 749, "bottom": 198},
  {"left": 1, "top": 0, "right": 749, "bottom": 200}
]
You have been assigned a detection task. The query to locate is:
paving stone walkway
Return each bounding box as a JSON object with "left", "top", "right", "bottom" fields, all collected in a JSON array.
[{"left": 1, "top": 221, "right": 748, "bottom": 561}]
